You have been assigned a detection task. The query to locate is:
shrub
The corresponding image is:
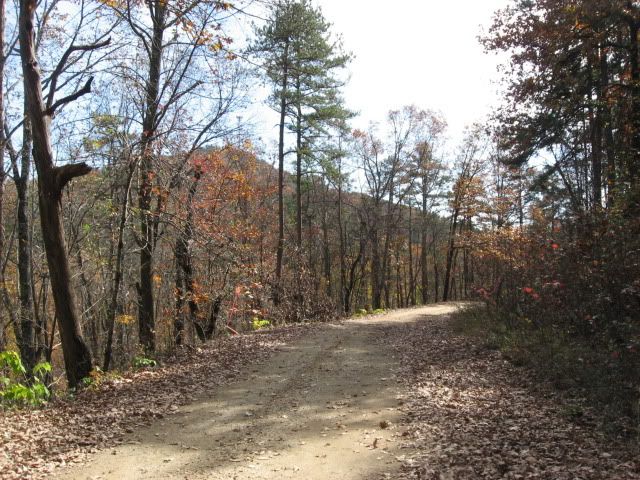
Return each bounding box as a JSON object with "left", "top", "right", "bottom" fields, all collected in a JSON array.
[
  {"left": 0, "top": 351, "right": 51, "bottom": 408},
  {"left": 452, "top": 305, "right": 640, "bottom": 436},
  {"left": 251, "top": 317, "right": 271, "bottom": 330},
  {"left": 132, "top": 356, "right": 157, "bottom": 369}
]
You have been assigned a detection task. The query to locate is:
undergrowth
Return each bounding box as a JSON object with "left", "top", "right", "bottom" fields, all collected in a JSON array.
[
  {"left": 451, "top": 305, "right": 640, "bottom": 442},
  {"left": 0, "top": 351, "right": 51, "bottom": 408}
]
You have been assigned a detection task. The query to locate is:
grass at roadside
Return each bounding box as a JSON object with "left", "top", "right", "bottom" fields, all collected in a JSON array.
[{"left": 451, "top": 304, "right": 640, "bottom": 442}]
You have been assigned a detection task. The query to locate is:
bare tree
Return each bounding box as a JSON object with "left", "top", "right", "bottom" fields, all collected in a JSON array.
[{"left": 18, "top": 0, "right": 110, "bottom": 386}]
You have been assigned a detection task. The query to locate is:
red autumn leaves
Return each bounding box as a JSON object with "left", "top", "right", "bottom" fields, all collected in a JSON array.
[
  {"left": 522, "top": 286, "right": 540, "bottom": 300},
  {"left": 519, "top": 242, "right": 564, "bottom": 301}
]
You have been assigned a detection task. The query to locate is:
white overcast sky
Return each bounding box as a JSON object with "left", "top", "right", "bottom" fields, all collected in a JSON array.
[
  {"left": 238, "top": 0, "right": 512, "bottom": 147},
  {"left": 315, "top": 0, "right": 511, "bottom": 140}
]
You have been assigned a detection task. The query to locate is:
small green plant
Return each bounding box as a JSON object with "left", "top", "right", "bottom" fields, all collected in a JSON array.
[
  {"left": 80, "top": 376, "right": 94, "bottom": 388},
  {"left": 352, "top": 308, "right": 369, "bottom": 318},
  {"left": 370, "top": 308, "right": 386, "bottom": 315},
  {"left": 80, "top": 366, "right": 113, "bottom": 389},
  {"left": 0, "top": 351, "right": 51, "bottom": 408},
  {"left": 133, "top": 356, "right": 157, "bottom": 369},
  {"left": 251, "top": 317, "right": 271, "bottom": 330},
  {"left": 562, "top": 404, "right": 585, "bottom": 419}
]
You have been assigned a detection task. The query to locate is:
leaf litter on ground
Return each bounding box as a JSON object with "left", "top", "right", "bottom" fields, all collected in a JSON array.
[
  {"left": 0, "top": 324, "right": 314, "bottom": 480},
  {"left": 4, "top": 310, "right": 640, "bottom": 480},
  {"left": 380, "top": 312, "right": 640, "bottom": 479}
]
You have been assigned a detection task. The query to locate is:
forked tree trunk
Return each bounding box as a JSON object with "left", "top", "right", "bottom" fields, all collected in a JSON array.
[{"left": 18, "top": 0, "right": 93, "bottom": 386}]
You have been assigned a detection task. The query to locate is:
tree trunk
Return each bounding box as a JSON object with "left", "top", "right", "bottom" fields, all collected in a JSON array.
[
  {"left": 381, "top": 188, "right": 394, "bottom": 309},
  {"left": 0, "top": 0, "right": 5, "bottom": 352},
  {"left": 14, "top": 121, "right": 38, "bottom": 370},
  {"left": 0, "top": 172, "right": 5, "bottom": 352},
  {"left": 371, "top": 227, "right": 382, "bottom": 309},
  {"left": 19, "top": 0, "right": 93, "bottom": 386},
  {"left": 442, "top": 211, "right": 458, "bottom": 302},
  {"left": 274, "top": 40, "right": 289, "bottom": 305},
  {"left": 345, "top": 219, "right": 366, "bottom": 314},
  {"left": 395, "top": 240, "right": 402, "bottom": 308},
  {"left": 103, "top": 159, "right": 136, "bottom": 371},
  {"left": 175, "top": 169, "right": 202, "bottom": 343},
  {"left": 420, "top": 229, "right": 428, "bottom": 304},
  {"left": 587, "top": 53, "right": 603, "bottom": 211},
  {"left": 322, "top": 212, "right": 331, "bottom": 297},
  {"left": 600, "top": 46, "right": 617, "bottom": 208},
  {"left": 627, "top": 16, "right": 640, "bottom": 195},
  {"left": 432, "top": 242, "right": 440, "bottom": 302},
  {"left": 174, "top": 254, "right": 186, "bottom": 345},
  {"left": 75, "top": 247, "right": 97, "bottom": 357},
  {"left": 137, "top": 2, "right": 167, "bottom": 352},
  {"left": 337, "top": 174, "right": 347, "bottom": 313},
  {"left": 408, "top": 206, "right": 416, "bottom": 306},
  {"left": 420, "top": 161, "right": 430, "bottom": 304},
  {"left": 295, "top": 76, "right": 303, "bottom": 248}
]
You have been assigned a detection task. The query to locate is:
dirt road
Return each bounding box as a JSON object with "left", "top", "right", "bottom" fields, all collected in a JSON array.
[{"left": 55, "top": 305, "right": 458, "bottom": 480}]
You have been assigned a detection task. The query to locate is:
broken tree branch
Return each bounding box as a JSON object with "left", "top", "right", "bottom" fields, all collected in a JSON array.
[{"left": 53, "top": 162, "right": 93, "bottom": 193}]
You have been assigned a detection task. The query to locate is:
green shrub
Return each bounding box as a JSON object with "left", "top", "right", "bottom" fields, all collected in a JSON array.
[
  {"left": 0, "top": 351, "right": 51, "bottom": 408},
  {"left": 132, "top": 356, "right": 157, "bottom": 369},
  {"left": 251, "top": 317, "right": 271, "bottom": 330},
  {"left": 352, "top": 308, "right": 369, "bottom": 318}
]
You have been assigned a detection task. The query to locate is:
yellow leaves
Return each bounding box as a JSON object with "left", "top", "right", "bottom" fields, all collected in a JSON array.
[
  {"left": 98, "top": 0, "right": 122, "bottom": 8},
  {"left": 116, "top": 314, "right": 135, "bottom": 325},
  {"left": 153, "top": 274, "right": 162, "bottom": 284},
  {"left": 209, "top": 39, "right": 224, "bottom": 52},
  {"left": 175, "top": 15, "right": 232, "bottom": 54},
  {"left": 188, "top": 281, "right": 210, "bottom": 304},
  {"left": 0, "top": 280, "right": 17, "bottom": 295},
  {"left": 467, "top": 227, "right": 532, "bottom": 269}
]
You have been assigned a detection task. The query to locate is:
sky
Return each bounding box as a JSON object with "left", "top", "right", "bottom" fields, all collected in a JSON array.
[
  {"left": 314, "top": 0, "right": 512, "bottom": 141},
  {"left": 239, "top": 0, "right": 513, "bottom": 149}
]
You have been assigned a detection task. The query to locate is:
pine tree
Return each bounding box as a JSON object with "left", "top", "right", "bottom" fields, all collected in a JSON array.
[{"left": 252, "top": 0, "right": 351, "bottom": 302}]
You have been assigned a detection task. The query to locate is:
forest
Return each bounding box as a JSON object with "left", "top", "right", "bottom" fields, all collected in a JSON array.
[{"left": 1, "top": 0, "right": 640, "bottom": 478}]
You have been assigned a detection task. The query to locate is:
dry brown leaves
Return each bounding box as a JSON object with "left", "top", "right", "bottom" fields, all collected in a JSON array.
[
  {"left": 0, "top": 325, "right": 311, "bottom": 480},
  {"left": 382, "top": 313, "right": 640, "bottom": 480}
]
